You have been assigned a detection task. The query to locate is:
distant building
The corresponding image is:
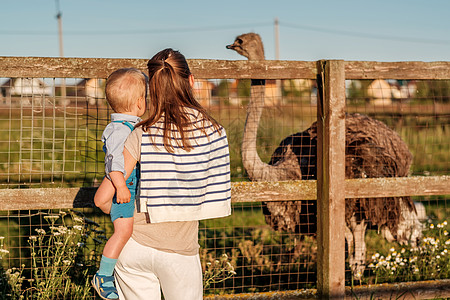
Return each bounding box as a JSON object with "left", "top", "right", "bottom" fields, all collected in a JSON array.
[
  {"left": 77, "top": 78, "right": 106, "bottom": 105},
  {"left": 227, "top": 79, "right": 282, "bottom": 106},
  {"left": 0, "top": 78, "right": 53, "bottom": 106},
  {"left": 367, "top": 79, "right": 417, "bottom": 106},
  {"left": 193, "top": 79, "right": 216, "bottom": 107},
  {"left": 367, "top": 79, "right": 393, "bottom": 106},
  {"left": 1, "top": 78, "right": 52, "bottom": 97}
]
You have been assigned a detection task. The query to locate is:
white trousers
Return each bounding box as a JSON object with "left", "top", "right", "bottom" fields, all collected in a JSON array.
[{"left": 115, "top": 238, "right": 203, "bottom": 300}]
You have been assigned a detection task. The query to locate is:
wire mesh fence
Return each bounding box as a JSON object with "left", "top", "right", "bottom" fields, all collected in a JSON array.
[
  {"left": 0, "top": 58, "right": 449, "bottom": 299},
  {"left": 344, "top": 78, "right": 450, "bottom": 287}
]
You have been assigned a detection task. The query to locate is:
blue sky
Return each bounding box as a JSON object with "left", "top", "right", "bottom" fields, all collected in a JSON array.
[{"left": 1, "top": 0, "right": 449, "bottom": 62}]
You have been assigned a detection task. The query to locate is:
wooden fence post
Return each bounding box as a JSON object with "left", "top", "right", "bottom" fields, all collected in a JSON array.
[{"left": 316, "top": 60, "right": 346, "bottom": 298}]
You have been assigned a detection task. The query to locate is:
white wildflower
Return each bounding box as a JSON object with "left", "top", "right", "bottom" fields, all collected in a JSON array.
[
  {"left": 0, "top": 249, "right": 10, "bottom": 256},
  {"left": 73, "top": 225, "right": 83, "bottom": 231},
  {"left": 57, "top": 226, "right": 68, "bottom": 234},
  {"left": 35, "top": 229, "right": 46, "bottom": 235},
  {"left": 73, "top": 216, "right": 84, "bottom": 223}
]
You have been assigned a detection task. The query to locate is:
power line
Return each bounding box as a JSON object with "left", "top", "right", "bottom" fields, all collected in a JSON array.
[
  {"left": 0, "top": 22, "right": 272, "bottom": 36},
  {"left": 281, "top": 21, "right": 450, "bottom": 45},
  {"left": 2, "top": 20, "right": 448, "bottom": 46}
]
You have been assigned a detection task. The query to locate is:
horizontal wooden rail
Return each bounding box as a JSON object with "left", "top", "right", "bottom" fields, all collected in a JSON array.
[
  {"left": 0, "top": 176, "right": 448, "bottom": 211},
  {"left": 1, "top": 57, "right": 450, "bottom": 80},
  {"left": 203, "top": 279, "right": 450, "bottom": 299}
]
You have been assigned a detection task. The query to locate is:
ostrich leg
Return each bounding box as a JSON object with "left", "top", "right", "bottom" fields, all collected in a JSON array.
[{"left": 347, "top": 216, "right": 367, "bottom": 279}]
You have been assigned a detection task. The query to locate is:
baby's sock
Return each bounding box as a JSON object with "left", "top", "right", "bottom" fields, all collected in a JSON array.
[{"left": 98, "top": 255, "right": 117, "bottom": 276}]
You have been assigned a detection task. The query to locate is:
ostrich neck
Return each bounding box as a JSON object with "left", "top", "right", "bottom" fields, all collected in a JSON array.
[
  {"left": 242, "top": 85, "right": 268, "bottom": 181},
  {"left": 242, "top": 84, "right": 300, "bottom": 181}
]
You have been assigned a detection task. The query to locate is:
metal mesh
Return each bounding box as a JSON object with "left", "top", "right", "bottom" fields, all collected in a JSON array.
[
  {"left": 0, "top": 69, "right": 448, "bottom": 298},
  {"left": 344, "top": 79, "right": 450, "bottom": 285},
  {"left": 0, "top": 77, "right": 108, "bottom": 188}
]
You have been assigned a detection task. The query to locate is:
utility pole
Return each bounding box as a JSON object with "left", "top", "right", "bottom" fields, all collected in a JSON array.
[
  {"left": 55, "top": 0, "right": 66, "bottom": 102},
  {"left": 274, "top": 18, "right": 282, "bottom": 105},
  {"left": 56, "top": 0, "right": 64, "bottom": 58},
  {"left": 274, "top": 17, "right": 280, "bottom": 60}
]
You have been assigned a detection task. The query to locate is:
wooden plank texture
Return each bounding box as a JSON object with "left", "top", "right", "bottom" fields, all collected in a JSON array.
[
  {"left": 1, "top": 57, "right": 450, "bottom": 80},
  {"left": 203, "top": 279, "right": 450, "bottom": 299},
  {"left": 0, "top": 176, "right": 448, "bottom": 211},
  {"left": 0, "top": 176, "right": 450, "bottom": 210},
  {"left": 345, "top": 61, "right": 450, "bottom": 80},
  {"left": 316, "top": 60, "right": 347, "bottom": 298},
  {"left": 0, "top": 57, "right": 317, "bottom": 79}
]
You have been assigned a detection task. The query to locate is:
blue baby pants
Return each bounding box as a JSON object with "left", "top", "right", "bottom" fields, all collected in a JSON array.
[{"left": 110, "top": 165, "right": 139, "bottom": 222}]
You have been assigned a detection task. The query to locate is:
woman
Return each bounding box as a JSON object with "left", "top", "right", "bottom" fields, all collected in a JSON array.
[{"left": 97, "top": 48, "right": 231, "bottom": 300}]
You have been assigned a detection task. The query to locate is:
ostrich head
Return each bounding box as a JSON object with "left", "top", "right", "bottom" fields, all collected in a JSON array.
[
  {"left": 226, "top": 33, "right": 265, "bottom": 61},
  {"left": 225, "top": 33, "right": 301, "bottom": 182}
]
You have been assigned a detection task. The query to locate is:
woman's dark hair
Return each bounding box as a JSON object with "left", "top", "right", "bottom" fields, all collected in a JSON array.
[{"left": 138, "top": 48, "right": 220, "bottom": 152}]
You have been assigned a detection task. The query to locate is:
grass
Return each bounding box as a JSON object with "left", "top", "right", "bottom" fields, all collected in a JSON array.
[
  {"left": 0, "top": 210, "right": 105, "bottom": 299},
  {"left": 0, "top": 100, "right": 448, "bottom": 186},
  {"left": 0, "top": 98, "right": 448, "bottom": 296}
]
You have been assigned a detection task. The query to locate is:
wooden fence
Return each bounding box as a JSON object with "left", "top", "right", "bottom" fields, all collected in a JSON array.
[{"left": 0, "top": 57, "right": 450, "bottom": 299}]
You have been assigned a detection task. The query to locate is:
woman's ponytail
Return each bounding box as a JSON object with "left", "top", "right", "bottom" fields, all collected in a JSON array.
[{"left": 138, "top": 48, "right": 221, "bottom": 152}]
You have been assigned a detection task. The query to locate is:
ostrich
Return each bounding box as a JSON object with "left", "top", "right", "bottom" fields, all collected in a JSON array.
[{"left": 226, "top": 33, "right": 423, "bottom": 276}]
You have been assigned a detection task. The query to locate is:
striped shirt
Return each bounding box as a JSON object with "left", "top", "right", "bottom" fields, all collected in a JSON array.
[{"left": 139, "top": 108, "right": 231, "bottom": 223}]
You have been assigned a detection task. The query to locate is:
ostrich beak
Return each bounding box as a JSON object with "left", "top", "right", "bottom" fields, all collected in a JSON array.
[{"left": 226, "top": 42, "right": 245, "bottom": 57}]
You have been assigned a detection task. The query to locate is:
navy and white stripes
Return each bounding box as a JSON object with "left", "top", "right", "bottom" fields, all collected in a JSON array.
[{"left": 139, "top": 108, "right": 231, "bottom": 223}]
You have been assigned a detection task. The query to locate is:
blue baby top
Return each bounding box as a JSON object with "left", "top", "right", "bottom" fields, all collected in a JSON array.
[{"left": 102, "top": 113, "right": 141, "bottom": 179}]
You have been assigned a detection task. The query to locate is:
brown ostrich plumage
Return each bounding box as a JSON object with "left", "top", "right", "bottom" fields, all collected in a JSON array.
[{"left": 227, "top": 33, "right": 422, "bottom": 276}]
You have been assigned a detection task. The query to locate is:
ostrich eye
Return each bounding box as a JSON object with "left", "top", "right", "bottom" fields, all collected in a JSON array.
[{"left": 236, "top": 38, "right": 243, "bottom": 44}]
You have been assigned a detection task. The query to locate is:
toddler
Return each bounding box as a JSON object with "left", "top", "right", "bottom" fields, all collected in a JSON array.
[{"left": 92, "top": 68, "right": 147, "bottom": 300}]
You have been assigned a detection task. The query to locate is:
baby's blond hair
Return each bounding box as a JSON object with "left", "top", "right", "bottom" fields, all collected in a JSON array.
[{"left": 105, "top": 68, "right": 147, "bottom": 113}]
